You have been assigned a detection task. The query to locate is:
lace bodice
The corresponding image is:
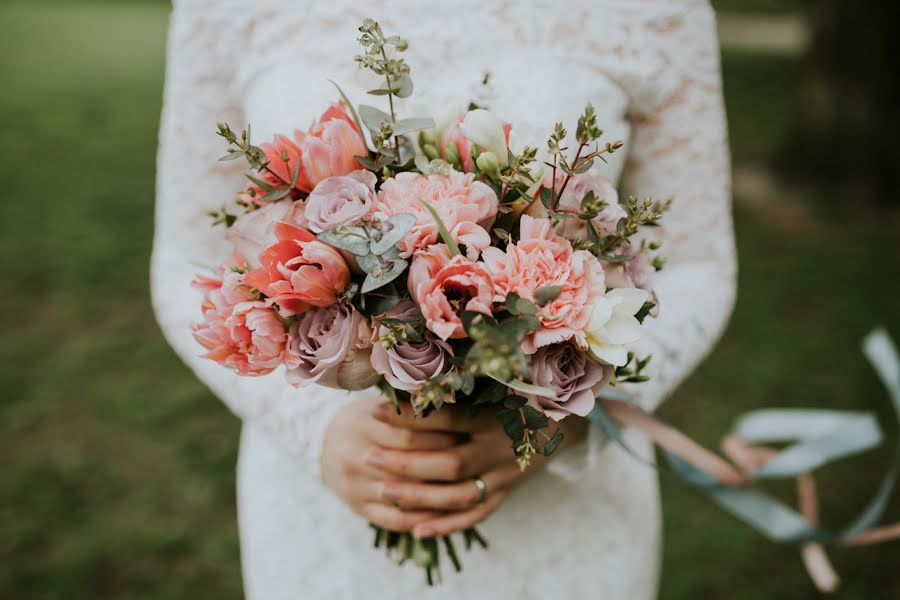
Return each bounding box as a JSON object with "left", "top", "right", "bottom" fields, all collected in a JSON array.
[{"left": 152, "top": 1, "right": 735, "bottom": 597}]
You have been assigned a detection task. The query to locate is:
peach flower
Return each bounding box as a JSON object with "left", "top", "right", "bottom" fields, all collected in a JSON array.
[
  {"left": 225, "top": 200, "right": 309, "bottom": 265},
  {"left": 481, "top": 215, "right": 606, "bottom": 352},
  {"left": 408, "top": 245, "right": 495, "bottom": 340},
  {"left": 243, "top": 222, "right": 350, "bottom": 316},
  {"left": 192, "top": 255, "right": 287, "bottom": 376},
  {"left": 373, "top": 171, "right": 498, "bottom": 259},
  {"left": 240, "top": 102, "right": 366, "bottom": 201}
]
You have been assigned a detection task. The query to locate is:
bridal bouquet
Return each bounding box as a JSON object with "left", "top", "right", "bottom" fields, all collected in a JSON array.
[{"left": 193, "top": 19, "right": 667, "bottom": 581}]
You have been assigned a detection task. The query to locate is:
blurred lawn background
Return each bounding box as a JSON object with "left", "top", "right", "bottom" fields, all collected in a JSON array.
[{"left": 1, "top": 1, "right": 897, "bottom": 598}]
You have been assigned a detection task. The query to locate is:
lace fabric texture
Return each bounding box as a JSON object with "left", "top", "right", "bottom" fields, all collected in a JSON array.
[{"left": 152, "top": 1, "right": 735, "bottom": 597}]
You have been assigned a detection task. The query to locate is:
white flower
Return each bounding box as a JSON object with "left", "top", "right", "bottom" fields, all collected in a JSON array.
[
  {"left": 585, "top": 288, "right": 649, "bottom": 366},
  {"left": 460, "top": 109, "right": 508, "bottom": 166}
]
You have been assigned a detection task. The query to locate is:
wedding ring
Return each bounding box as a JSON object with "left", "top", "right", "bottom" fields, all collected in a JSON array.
[{"left": 473, "top": 477, "right": 487, "bottom": 504}]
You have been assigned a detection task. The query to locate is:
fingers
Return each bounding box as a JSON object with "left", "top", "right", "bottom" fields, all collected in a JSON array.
[
  {"left": 371, "top": 400, "right": 496, "bottom": 434},
  {"left": 378, "top": 467, "right": 521, "bottom": 511},
  {"left": 362, "top": 503, "right": 443, "bottom": 532},
  {"left": 365, "top": 440, "right": 506, "bottom": 482},
  {"left": 367, "top": 419, "right": 462, "bottom": 452},
  {"left": 411, "top": 491, "right": 507, "bottom": 539}
]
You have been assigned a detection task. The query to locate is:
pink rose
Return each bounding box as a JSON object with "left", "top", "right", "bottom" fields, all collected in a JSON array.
[
  {"left": 440, "top": 113, "right": 512, "bottom": 173},
  {"left": 298, "top": 101, "right": 368, "bottom": 188},
  {"left": 604, "top": 241, "right": 655, "bottom": 293},
  {"left": 370, "top": 300, "right": 455, "bottom": 391},
  {"left": 527, "top": 343, "right": 611, "bottom": 421},
  {"left": 373, "top": 171, "right": 498, "bottom": 259},
  {"left": 304, "top": 170, "right": 377, "bottom": 233},
  {"left": 285, "top": 302, "right": 378, "bottom": 390},
  {"left": 481, "top": 215, "right": 606, "bottom": 352},
  {"left": 528, "top": 170, "right": 626, "bottom": 239},
  {"left": 243, "top": 222, "right": 350, "bottom": 316},
  {"left": 192, "top": 256, "right": 287, "bottom": 376},
  {"left": 408, "top": 245, "right": 495, "bottom": 340}
]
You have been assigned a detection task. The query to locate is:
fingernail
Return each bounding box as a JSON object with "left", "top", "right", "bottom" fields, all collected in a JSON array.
[
  {"left": 371, "top": 401, "right": 392, "bottom": 421},
  {"left": 413, "top": 526, "right": 433, "bottom": 539},
  {"left": 365, "top": 450, "right": 385, "bottom": 469}
]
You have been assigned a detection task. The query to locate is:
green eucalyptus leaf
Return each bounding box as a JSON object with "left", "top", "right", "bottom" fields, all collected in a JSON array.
[
  {"left": 543, "top": 431, "right": 565, "bottom": 455},
  {"left": 356, "top": 252, "right": 381, "bottom": 273},
  {"left": 392, "top": 75, "right": 414, "bottom": 98},
  {"left": 257, "top": 187, "right": 291, "bottom": 203},
  {"left": 358, "top": 104, "right": 393, "bottom": 132},
  {"left": 533, "top": 285, "right": 562, "bottom": 307},
  {"left": 393, "top": 117, "right": 436, "bottom": 136},
  {"left": 367, "top": 87, "right": 392, "bottom": 96},
  {"left": 539, "top": 186, "right": 553, "bottom": 209},
  {"left": 361, "top": 258, "right": 408, "bottom": 293},
  {"left": 317, "top": 226, "right": 371, "bottom": 256},
  {"left": 245, "top": 174, "right": 275, "bottom": 190}
]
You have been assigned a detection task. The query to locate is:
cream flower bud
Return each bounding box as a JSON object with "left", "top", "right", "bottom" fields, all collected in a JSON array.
[
  {"left": 460, "top": 109, "right": 508, "bottom": 167},
  {"left": 475, "top": 151, "right": 502, "bottom": 180}
]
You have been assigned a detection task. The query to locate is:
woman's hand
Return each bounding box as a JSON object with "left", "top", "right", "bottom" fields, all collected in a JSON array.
[
  {"left": 366, "top": 400, "right": 588, "bottom": 539},
  {"left": 320, "top": 394, "right": 463, "bottom": 532}
]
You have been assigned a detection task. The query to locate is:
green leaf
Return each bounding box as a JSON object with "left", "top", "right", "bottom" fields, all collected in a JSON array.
[
  {"left": 575, "top": 158, "right": 594, "bottom": 174},
  {"left": 598, "top": 254, "right": 631, "bottom": 263},
  {"left": 539, "top": 186, "right": 553, "bottom": 209},
  {"left": 419, "top": 201, "right": 461, "bottom": 257},
  {"left": 392, "top": 75, "right": 414, "bottom": 98},
  {"left": 367, "top": 87, "right": 392, "bottom": 96},
  {"left": 358, "top": 104, "right": 393, "bottom": 132},
  {"left": 369, "top": 213, "right": 416, "bottom": 255},
  {"left": 393, "top": 117, "right": 436, "bottom": 136},
  {"left": 521, "top": 405, "right": 549, "bottom": 430},
  {"left": 257, "top": 187, "right": 291, "bottom": 203},
  {"left": 290, "top": 154, "right": 301, "bottom": 187},
  {"left": 245, "top": 174, "right": 275, "bottom": 190},
  {"left": 490, "top": 375, "right": 560, "bottom": 397},
  {"left": 328, "top": 79, "right": 366, "bottom": 143},
  {"left": 635, "top": 301, "right": 655, "bottom": 323},
  {"left": 317, "top": 226, "right": 371, "bottom": 256},
  {"left": 218, "top": 151, "right": 245, "bottom": 162},
  {"left": 533, "top": 285, "right": 562, "bottom": 307},
  {"left": 543, "top": 431, "right": 565, "bottom": 456},
  {"left": 361, "top": 258, "right": 408, "bottom": 293},
  {"left": 503, "top": 396, "right": 527, "bottom": 410}
]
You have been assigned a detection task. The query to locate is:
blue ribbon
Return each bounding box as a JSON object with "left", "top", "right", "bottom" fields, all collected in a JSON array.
[{"left": 590, "top": 328, "right": 900, "bottom": 546}]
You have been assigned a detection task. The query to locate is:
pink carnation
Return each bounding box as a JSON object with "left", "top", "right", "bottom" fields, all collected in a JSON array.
[
  {"left": 243, "top": 222, "right": 350, "bottom": 316},
  {"left": 481, "top": 215, "right": 606, "bottom": 353},
  {"left": 373, "top": 171, "right": 498, "bottom": 259},
  {"left": 192, "top": 255, "right": 287, "bottom": 376},
  {"left": 408, "top": 245, "right": 495, "bottom": 340}
]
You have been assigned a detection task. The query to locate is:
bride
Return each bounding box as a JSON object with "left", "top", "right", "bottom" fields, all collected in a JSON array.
[{"left": 152, "top": 0, "right": 736, "bottom": 597}]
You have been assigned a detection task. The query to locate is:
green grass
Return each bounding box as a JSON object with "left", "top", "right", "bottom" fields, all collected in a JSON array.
[{"left": 1, "top": 3, "right": 897, "bottom": 599}]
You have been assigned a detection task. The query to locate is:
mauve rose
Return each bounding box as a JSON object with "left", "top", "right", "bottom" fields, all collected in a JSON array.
[
  {"left": 370, "top": 301, "right": 454, "bottom": 391},
  {"left": 285, "top": 302, "right": 379, "bottom": 390},
  {"left": 528, "top": 342, "right": 611, "bottom": 421},
  {"left": 305, "top": 170, "right": 377, "bottom": 233}
]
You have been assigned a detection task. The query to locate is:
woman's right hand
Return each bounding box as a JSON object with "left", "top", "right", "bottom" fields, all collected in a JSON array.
[{"left": 320, "top": 395, "right": 462, "bottom": 531}]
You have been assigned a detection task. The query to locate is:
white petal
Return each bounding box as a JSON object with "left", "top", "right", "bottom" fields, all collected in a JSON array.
[
  {"left": 586, "top": 298, "right": 615, "bottom": 332},
  {"left": 603, "top": 313, "right": 643, "bottom": 345},
  {"left": 589, "top": 342, "right": 629, "bottom": 367},
  {"left": 460, "top": 109, "right": 508, "bottom": 164},
  {"left": 607, "top": 287, "right": 649, "bottom": 316}
]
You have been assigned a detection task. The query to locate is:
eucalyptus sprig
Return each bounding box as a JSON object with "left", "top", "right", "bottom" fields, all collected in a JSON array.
[
  {"left": 215, "top": 122, "right": 304, "bottom": 203},
  {"left": 355, "top": 19, "right": 434, "bottom": 172}
]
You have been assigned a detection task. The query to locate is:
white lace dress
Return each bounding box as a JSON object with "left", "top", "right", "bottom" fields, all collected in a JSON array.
[{"left": 152, "top": 1, "right": 736, "bottom": 598}]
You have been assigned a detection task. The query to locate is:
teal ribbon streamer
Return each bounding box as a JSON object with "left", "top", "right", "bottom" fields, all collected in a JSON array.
[{"left": 589, "top": 328, "right": 900, "bottom": 546}]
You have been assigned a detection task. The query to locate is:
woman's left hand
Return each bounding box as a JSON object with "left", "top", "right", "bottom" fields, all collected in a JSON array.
[{"left": 366, "top": 400, "right": 588, "bottom": 539}]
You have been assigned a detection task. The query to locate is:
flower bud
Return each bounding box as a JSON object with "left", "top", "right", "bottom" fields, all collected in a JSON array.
[
  {"left": 475, "top": 151, "right": 502, "bottom": 180},
  {"left": 443, "top": 142, "right": 462, "bottom": 170},
  {"left": 422, "top": 143, "right": 440, "bottom": 161},
  {"left": 460, "top": 109, "right": 508, "bottom": 167}
]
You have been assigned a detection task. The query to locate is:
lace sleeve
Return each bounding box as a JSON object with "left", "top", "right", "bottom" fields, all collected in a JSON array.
[
  {"left": 151, "top": 0, "right": 359, "bottom": 480},
  {"left": 617, "top": 2, "right": 737, "bottom": 412}
]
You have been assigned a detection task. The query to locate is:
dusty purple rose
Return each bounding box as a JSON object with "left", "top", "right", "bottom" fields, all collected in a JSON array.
[
  {"left": 304, "top": 169, "right": 377, "bottom": 233},
  {"left": 370, "top": 300, "right": 454, "bottom": 391},
  {"left": 285, "top": 301, "right": 379, "bottom": 390},
  {"left": 528, "top": 342, "right": 611, "bottom": 421}
]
